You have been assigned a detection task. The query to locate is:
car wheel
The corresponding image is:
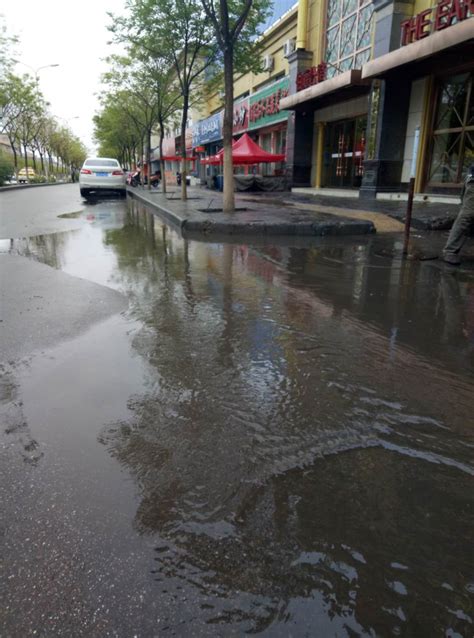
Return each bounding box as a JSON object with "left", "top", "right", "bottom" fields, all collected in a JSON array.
[{"left": 80, "top": 188, "right": 89, "bottom": 198}]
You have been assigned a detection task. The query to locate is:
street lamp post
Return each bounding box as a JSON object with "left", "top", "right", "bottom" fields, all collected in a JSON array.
[{"left": 13, "top": 61, "right": 60, "bottom": 85}]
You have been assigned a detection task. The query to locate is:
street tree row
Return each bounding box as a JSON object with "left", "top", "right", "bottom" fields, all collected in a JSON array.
[
  {"left": 95, "top": 0, "right": 271, "bottom": 207},
  {"left": 0, "top": 21, "right": 87, "bottom": 183}
]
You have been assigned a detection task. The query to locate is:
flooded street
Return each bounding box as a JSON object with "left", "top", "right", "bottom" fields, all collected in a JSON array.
[{"left": 2, "top": 193, "right": 474, "bottom": 636}]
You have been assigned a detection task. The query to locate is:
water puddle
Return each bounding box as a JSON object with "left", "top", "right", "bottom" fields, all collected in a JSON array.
[{"left": 2, "top": 197, "right": 473, "bottom": 636}]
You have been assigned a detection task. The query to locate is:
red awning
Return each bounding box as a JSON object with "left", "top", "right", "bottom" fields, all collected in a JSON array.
[
  {"left": 161, "top": 155, "right": 197, "bottom": 162},
  {"left": 200, "top": 133, "right": 285, "bottom": 165}
]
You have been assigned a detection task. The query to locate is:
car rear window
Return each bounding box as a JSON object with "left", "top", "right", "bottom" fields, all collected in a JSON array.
[{"left": 84, "top": 159, "right": 120, "bottom": 167}]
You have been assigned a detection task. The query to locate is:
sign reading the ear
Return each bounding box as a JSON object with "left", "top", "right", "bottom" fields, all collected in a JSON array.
[{"left": 400, "top": 0, "right": 473, "bottom": 46}]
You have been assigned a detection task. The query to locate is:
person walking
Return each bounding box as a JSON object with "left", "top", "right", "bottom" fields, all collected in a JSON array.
[{"left": 442, "top": 165, "right": 474, "bottom": 265}]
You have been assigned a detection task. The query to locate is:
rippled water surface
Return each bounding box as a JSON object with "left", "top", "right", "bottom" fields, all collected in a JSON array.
[{"left": 2, "top": 198, "right": 474, "bottom": 636}]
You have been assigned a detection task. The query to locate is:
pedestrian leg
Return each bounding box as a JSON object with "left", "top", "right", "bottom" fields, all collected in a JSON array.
[{"left": 443, "top": 184, "right": 474, "bottom": 264}]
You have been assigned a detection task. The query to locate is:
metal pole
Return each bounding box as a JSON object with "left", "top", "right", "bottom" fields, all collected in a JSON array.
[{"left": 403, "top": 177, "right": 415, "bottom": 255}]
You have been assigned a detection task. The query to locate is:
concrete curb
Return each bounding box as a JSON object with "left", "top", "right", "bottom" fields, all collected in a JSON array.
[
  {"left": 127, "top": 189, "right": 188, "bottom": 231},
  {"left": 127, "top": 188, "right": 376, "bottom": 238},
  {"left": 0, "top": 182, "right": 70, "bottom": 193}
]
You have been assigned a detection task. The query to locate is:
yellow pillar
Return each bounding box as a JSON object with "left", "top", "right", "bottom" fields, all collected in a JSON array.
[
  {"left": 415, "top": 76, "right": 434, "bottom": 194},
  {"left": 315, "top": 122, "right": 325, "bottom": 188},
  {"left": 296, "top": 0, "right": 309, "bottom": 50}
]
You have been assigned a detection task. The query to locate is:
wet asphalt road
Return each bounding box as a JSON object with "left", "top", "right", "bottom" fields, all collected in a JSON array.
[{"left": 1, "top": 185, "right": 473, "bottom": 637}]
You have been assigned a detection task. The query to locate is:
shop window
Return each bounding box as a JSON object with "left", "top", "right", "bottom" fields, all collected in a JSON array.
[
  {"left": 428, "top": 73, "right": 474, "bottom": 187},
  {"left": 325, "top": 0, "right": 374, "bottom": 79}
]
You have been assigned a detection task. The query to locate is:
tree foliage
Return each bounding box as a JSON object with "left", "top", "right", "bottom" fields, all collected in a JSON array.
[
  {"left": 110, "top": 0, "right": 216, "bottom": 199},
  {"left": 201, "top": 0, "right": 272, "bottom": 212},
  {"left": 0, "top": 21, "right": 86, "bottom": 179}
]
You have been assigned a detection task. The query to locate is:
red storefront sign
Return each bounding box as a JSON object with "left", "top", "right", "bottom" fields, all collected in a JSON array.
[
  {"left": 233, "top": 98, "right": 249, "bottom": 134},
  {"left": 401, "top": 0, "right": 473, "bottom": 45},
  {"left": 163, "top": 136, "right": 175, "bottom": 156},
  {"left": 296, "top": 63, "right": 328, "bottom": 92},
  {"left": 249, "top": 87, "right": 289, "bottom": 124},
  {"left": 185, "top": 127, "right": 193, "bottom": 152}
]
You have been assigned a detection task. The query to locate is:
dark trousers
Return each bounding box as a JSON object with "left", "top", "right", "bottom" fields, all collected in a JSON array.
[{"left": 444, "top": 183, "right": 474, "bottom": 255}]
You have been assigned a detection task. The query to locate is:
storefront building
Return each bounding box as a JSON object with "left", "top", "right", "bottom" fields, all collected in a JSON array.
[
  {"left": 361, "top": 1, "right": 474, "bottom": 198},
  {"left": 192, "top": 78, "right": 291, "bottom": 183},
  {"left": 158, "top": 2, "right": 297, "bottom": 185},
  {"left": 280, "top": 0, "right": 474, "bottom": 198}
]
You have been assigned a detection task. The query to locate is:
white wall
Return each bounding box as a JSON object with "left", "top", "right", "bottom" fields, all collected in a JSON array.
[{"left": 401, "top": 78, "right": 427, "bottom": 183}]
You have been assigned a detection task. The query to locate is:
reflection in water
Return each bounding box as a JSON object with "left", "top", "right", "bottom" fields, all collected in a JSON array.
[
  {"left": 8, "top": 199, "right": 474, "bottom": 635},
  {"left": 100, "top": 203, "right": 473, "bottom": 635}
]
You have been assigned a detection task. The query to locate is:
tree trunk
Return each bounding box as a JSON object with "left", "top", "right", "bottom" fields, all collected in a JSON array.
[
  {"left": 181, "top": 91, "right": 189, "bottom": 201},
  {"left": 159, "top": 119, "right": 167, "bottom": 194},
  {"left": 39, "top": 151, "right": 45, "bottom": 174},
  {"left": 222, "top": 47, "right": 235, "bottom": 212},
  {"left": 147, "top": 130, "right": 152, "bottom": 191},
  {"left": 8, "top": 136, "right": 18, "bottom": 175},
  {"left": 32, "top": 150, "right": 37, "bottom": 171},
  {"left": 23, "top": 144, "right": 29, "bottom": 176}
]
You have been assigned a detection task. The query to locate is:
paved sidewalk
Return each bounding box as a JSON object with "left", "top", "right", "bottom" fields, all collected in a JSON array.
[
  {"left": 128, "top": 187, "right": 376, "bottom": 237},
  {"left": 287, "top": 191, "right": 460, "bottom": 230},
  {"left": 128, "top": 186, "right": 462, "bottom": 236}
]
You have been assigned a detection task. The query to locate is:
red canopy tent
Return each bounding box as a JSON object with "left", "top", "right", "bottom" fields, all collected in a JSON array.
[
  {"left": 162, "top": 155, "right": 198, "bottom": 162},
  {"left": 201, "top": 133, "right": 285, "bottom": 165}
]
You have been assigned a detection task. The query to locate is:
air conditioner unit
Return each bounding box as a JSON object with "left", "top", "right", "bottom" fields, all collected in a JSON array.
[
  {"left": 283, "top": 39, "right": 296, "bottom": 58},
  {"left": 262, "top": 54, "right": 274, "bottom": 71}
]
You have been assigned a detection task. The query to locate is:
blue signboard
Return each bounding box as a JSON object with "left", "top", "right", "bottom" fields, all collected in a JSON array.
[{"left": 193, "top": 111, "right": 223, "bottom": 146}]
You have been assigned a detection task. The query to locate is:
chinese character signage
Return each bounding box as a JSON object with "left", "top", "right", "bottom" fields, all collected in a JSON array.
[
  {"left": 401, "top": 0, "right": 473, "bottom": 45},
  {"left": 193, "top": 112, "right": 223, "bottom": 146},
  {"left": 163, "top": 136, "right": 175, "bottom": 156},
  {"left": 248, "top": 77, "right": 290, "bottom": 130},
  {"left": 185, "top": 127, "right": 193, "bottom": 151},
  {"left": 233, "top": 97, "right": 249, "bottom": 134},
  {"left": 296, "top": 63, "right": 327, "bottom": 92}
]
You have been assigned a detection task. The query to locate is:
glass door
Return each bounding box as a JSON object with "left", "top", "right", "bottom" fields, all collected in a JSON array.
[{"left": 323, "top": 116, "right": 367, "bottom": 188}]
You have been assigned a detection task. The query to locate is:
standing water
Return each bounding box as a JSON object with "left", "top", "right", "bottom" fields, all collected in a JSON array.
[{"left": 2, "top": 197, "right": 473, "bottom": 636}]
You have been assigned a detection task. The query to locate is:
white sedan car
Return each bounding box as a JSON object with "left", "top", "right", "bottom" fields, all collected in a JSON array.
[{"left": 79, "top": 158, "right": 126, "bottom": 198}]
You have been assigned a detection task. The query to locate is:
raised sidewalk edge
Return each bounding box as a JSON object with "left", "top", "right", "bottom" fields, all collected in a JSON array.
[
  {"left": 0, "top": 182, "right": 69, "bottom": 193},
  {"left": 127, "top": 188, "right": 376, "bottom": 237}
]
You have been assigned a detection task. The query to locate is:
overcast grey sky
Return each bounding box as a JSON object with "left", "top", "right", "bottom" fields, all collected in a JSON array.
[{"left": 2, "top": 0, "right": 124, "bottom": 153}]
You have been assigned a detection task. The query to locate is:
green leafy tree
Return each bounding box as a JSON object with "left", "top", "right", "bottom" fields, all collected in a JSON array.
[
  {"left": 201, "top": 0, "right": 272, "bottom": 212},
  {"left": 103, "top": 55, "right": 177, "bottom": 191},
  {"left": 0, "top": 17, "right": 17, "bottom": 80},
  {"left": 110, "top": 0, "right": 216, "bottom": 200},
  {"left": 94, "top": 97, "right": 141, "bottom": 168},
  {"left": 0, "top": 74, "right": 38, "bottom": 175},
  {"left": 15, "top": 78, "right": 45, "bottom": 177},
  {"left": 0, "top": 149, "right": 14, "bottom": 185}
]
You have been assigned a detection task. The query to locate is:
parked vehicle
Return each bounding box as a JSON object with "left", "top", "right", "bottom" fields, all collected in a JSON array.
[
  {"left": 129, "top": 168, "right": 141, "bottom": 187},
  {"left": 147, "top": 170, "right": 161, "bottom": 188},
  {"left": 18, "top": 168, "right": 36, "bottom": 183},
  {"left": 79, "top": 157, "right": 126, "bottom": 199}
]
